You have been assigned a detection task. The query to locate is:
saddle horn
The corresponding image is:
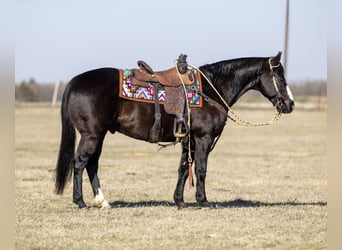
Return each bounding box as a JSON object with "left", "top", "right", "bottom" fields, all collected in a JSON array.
[{"left": 177, "top": 54, "right": 188, "bottom": 74}]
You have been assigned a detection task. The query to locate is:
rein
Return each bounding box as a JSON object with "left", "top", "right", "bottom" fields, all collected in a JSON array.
[{"left": 187, "top": 62, "right": 282, "bottom": 127}]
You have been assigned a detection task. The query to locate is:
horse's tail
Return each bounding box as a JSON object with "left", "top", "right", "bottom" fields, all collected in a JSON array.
[{"left": 54, "top": 84, "right": 75, "bottom": 194}]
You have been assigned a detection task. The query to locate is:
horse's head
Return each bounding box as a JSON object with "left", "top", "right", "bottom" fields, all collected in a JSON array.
[{"left": 257, "top": 52, "right": 294, "bottom": 114}]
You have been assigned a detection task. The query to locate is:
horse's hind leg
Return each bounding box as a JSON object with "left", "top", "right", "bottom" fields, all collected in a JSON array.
[
  {"left": 85, "top": 138, "right": 110, "bottom": 208},
  {"left": 73, "top": 135, "right": 103, "bottom": 208}
]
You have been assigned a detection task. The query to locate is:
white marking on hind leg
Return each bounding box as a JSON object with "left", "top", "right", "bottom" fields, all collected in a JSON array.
[{"left": 94, "top": 188, "right": 111, "bottom": 209}]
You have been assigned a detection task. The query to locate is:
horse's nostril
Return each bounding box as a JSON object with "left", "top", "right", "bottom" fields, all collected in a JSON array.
[{"left": 284, "top": 100, "right": 294, "bottom": 113}]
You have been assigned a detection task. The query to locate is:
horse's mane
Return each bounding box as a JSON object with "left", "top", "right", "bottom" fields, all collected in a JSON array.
[{"left": 199, "top": 57, "right": 266, "bottom": 89}]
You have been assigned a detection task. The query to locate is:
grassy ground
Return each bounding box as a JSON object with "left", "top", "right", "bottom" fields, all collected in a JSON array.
[{"left": 15, "top": 105, "right": 327, "bottom": 249}]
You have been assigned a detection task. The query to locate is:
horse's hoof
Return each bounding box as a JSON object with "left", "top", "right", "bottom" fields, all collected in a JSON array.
[
  {"left": 198, "top": 201, "right": 211, "bottom": 208},
  {"left": 97, "top": 200, "right": 111, "bottom": 209},
  {"left": 78, "top": 202, "right": 87, "bottom": 209},
  {"left": 94, "top": 189, "right": 111, "bottom": 209},
  {"left": 74, "top": 199, "right": 87, "bottom": 209},
  {"left": 176, "top": 202, "right": 187, "bottom": 210}
]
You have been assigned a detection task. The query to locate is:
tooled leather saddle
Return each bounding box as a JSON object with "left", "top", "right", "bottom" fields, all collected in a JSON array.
[{"left": 130, "top": 54, "right": 194, "bottom": 142}]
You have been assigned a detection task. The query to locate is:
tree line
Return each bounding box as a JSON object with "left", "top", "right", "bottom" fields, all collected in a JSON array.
[{"left": 15, "top": 79, "right": 66, "bottom": 103}]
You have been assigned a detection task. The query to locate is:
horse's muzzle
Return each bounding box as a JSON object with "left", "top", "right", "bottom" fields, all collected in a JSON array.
[{"left": 281, "top": 99, "right": 295, "bottom": 114}]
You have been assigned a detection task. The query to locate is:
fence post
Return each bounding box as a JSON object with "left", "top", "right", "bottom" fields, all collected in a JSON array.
[{"left": 51, "top": 80, "right": 60, "bottom": 107}]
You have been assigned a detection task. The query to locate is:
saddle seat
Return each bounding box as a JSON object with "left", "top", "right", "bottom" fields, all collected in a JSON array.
[{"left": 132, "top": 60, "right": 194, "bottom": 87}]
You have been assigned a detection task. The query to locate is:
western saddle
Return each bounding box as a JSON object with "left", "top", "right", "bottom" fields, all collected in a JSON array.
[{"left": 131, "top": 54, "right": 195, "bottom": 142}]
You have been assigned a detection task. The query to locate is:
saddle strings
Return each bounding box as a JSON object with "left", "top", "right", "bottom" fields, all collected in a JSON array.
[{"left": 187, "top": 62, "right": 282, "bottom": 127}]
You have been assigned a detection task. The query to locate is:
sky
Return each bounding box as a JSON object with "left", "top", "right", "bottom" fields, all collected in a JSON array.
[{"left": 15, "top": 0, "right": 326, "bottom": 83}]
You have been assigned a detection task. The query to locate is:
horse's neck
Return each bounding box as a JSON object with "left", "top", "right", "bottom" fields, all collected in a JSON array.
[
  {"left": 227, "top": 69, "right": 259, "bottom": 106},
  {"left": 203, "top": 60, "right": 262, "bottom": 107}
]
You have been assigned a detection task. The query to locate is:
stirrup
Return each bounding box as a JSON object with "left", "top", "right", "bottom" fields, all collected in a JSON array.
[{"left": 173, "top": 117, "right": 189, "bottom": 138}]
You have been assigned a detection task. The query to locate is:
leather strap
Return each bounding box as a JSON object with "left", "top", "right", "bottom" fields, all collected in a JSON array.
[
  {"left": 148, "top": 83, "right": 162, "bottom": 142},
  {"left": 198, "top": 92, "right": 228, "bottom": 116}
]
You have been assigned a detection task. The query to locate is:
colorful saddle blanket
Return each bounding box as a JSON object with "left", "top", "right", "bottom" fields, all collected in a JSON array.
[{"left": 119, "top": 69, "right": 203, "bottom": 107}]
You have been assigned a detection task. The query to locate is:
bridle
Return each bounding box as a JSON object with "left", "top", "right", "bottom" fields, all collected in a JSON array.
[{"left": 268, "top": 58, "right": 284, "bottom": 113}]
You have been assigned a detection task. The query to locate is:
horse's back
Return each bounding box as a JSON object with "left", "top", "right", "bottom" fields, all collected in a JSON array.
[{"left": 67, "top": 67, "right": 119, "bottom": 93}]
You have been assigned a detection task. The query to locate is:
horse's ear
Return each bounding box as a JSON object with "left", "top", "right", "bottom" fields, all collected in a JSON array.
[{"left": 270, "top": 51, "right": 282, "bottom": 66}]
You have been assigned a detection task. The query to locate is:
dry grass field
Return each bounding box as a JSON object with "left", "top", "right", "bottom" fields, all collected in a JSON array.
[{"left": 15, "top": 105, "right": 327, "bottom": 249}]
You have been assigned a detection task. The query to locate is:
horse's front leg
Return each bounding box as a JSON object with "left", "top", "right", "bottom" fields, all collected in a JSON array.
[
  {"left": 174, "top": 139, "right": 194, "bottom": 209},
  {"left": 194, "top": 135, "right": 213, "bottom": 207}
]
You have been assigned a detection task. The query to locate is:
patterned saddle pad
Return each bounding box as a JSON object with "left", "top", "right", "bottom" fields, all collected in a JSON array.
[{"left": 119, "top": 69, "right": 203, "bottom": 108}]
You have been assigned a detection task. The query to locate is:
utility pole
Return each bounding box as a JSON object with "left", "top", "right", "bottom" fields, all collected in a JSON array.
[{"left": 283, "top": 0, "right": 290, "bottom": 75}]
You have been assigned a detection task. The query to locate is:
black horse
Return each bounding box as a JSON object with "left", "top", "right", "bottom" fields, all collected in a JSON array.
[{"left": 55, "top": 52, "right": 294, "bottom": 209}]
